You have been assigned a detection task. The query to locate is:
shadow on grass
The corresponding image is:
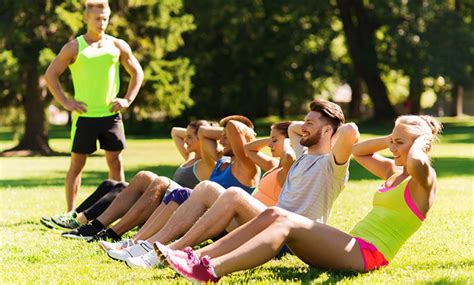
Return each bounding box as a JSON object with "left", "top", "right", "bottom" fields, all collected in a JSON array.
[
  {"left": 0, "top": 220, "right": 38, "bottom": 228},
  {"left": 0, "top": 165, "right": 178, "bottom": 189},
  {"left": 243, "top": 265, "right": 359, "bottom": 283}
]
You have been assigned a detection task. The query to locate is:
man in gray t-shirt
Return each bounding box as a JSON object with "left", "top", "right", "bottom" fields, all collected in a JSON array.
[
  {"left": 277, "top": 138, "right": 349, "bottom": 224},
  {"left": 274, "top": 99, "right": 360, "bottom": 224}
]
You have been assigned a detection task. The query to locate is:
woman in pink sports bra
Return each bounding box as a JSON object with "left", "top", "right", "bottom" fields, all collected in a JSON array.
[{"left": 157, "top": 115, "right": 441, "bottom": 282}]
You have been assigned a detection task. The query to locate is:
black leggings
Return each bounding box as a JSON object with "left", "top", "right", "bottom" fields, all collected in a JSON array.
[{"left": 75, "top": 179, "right": 128, "bottom": 221}]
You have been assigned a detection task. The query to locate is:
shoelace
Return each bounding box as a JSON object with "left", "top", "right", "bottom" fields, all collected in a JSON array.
[
  {"left": 200, "top": 255, "right": 211, "bottom": 267},
  {"left": 183, "top": 247, "right": 199, "bottom": 265}
]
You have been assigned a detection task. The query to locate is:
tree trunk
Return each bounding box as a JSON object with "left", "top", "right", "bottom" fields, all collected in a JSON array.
[
  {"left": 255, "top": 86, "right": 270, "bottom": 118},
  {"left": 336, "top": 0, "right": 397, "bottom": 120},
  {"left": 11, "top": 64, "right": 54, "bottom": 155},
  {"left": 452, "top": 82, "right": 464, "bottom": 116},
  {"left": 277, "top": 89, "right": 285, "bottom": 118},
  {"left": 408, "top": 72, "right": 423, "bottom": 114},
  {"left": 349, "top": 76, "right": 363, "bottom": 118}
]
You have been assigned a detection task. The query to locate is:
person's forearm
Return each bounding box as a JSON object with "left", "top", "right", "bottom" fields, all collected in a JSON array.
[
  {"left": 171, "top": 127, "right": 186, "bottom": 139},
  {"left": 123, "top": 72, "right": 144, "bottom": 103},
  {"left": 244, "top": 138, "right": 270, "bottom": 152},
  {"left": 352, "top": 136, "right": 390, "bottom": 156},
  {"left": 337, "top": 123, "right": 360, "bottom": 144},
  {"left": 45, "top": 74, "right": 69, "bottom": 106},
  {"left": 288, "top": 121, "right": 303, "bottom": 136},
  {"left": 199, "top": 126, "right": 223, "bottom": 141}
]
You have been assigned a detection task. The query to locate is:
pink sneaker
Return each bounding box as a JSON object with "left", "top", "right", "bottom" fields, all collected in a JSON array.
[
  {"left": 154, "top": 242, "right": 200, "bottom": 267},
  {"left": 153, "top": 242, "right": 173, "bottom": 266},
  {"left": 168, "top": 254, "right": 220, "bottom": 283},
  {"left": 182, "top": 247, "right": 200, "bottom": 265}
]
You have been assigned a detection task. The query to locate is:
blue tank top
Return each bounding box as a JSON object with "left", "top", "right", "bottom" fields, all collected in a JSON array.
[{"left": 209, "top": 157, "right": 255, "bottom": 194}]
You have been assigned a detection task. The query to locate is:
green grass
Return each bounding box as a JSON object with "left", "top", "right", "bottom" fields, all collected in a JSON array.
[{"left": 0, "top": 118, "right": 473, "bottom": 284}]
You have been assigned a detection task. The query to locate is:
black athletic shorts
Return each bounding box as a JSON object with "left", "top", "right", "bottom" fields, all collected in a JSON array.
[{"left": 71, "top": 114, "right": 126, "bottom": 154}]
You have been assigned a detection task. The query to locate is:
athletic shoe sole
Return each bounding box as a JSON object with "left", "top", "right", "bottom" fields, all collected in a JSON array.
[
  {"left": 40, "top": 217, "right": 57, "bottom": 229},
  {"left": 153, "top": 242, "right": 170, "bottom": 267},
  {"left": 61, "top": 233, "right": 94, "bottom": 241}
]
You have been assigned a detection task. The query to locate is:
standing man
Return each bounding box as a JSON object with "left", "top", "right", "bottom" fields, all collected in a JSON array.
[{"left": 45, "top": 0, "right": 144, "bottom": 212}]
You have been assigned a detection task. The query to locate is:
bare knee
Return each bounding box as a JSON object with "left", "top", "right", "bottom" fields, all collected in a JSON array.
[
  {"left": 68, "top": 157, "right": 86, "bottom": 175},
  {"left": 221, "top": 187, "right": 247, "bottom": 205},
  {"left": 146, "top": 176, "right": 169, "bottom": 196},
  {"left": 191, "top": 180, "right": 225, "bottom": 206},
  {"left": 106, "top": 153, "right": 122, "bottom": 168},
  {"left": 193, "top": 180, "right": 224, "bottom": 196},
  {"left": 194, "top": 180, "right": 216, "bottom": 192},
  {"left": 131, "top": 171, "right": 157, "bottom": 185},
  {"left": 261, "top": 207, "right": 291, "bottom": 224}
]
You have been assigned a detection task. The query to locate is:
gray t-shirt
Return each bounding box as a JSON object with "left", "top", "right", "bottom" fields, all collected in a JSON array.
[{"left": 276, "top": 143, "right": 349, "bottom": 224}]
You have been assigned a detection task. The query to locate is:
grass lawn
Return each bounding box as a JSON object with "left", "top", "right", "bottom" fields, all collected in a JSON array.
[{"left": 0, "top": 118, "right": 473, "bottom": 284}]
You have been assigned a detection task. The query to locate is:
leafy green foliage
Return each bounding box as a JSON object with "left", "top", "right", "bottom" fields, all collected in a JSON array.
[
  {"left": 107, "top": 0, "right": 196, "bottom": 119},
  {"left": 180, "top": 0, "right": 337, "bottom": 118}
]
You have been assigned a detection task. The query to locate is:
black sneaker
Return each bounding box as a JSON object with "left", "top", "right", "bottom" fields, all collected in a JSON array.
[
  {"left": 88, "top": 228, "right": 121, "bottom": 243},
  {"left": 61, "top": 223, "right": 102, "bottom": 241}
]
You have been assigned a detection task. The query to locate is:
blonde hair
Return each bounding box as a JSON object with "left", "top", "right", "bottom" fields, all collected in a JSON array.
[
  {"left": 395, "top": 115, "right": 442, "bottom": 147},
  {"left": 85, "top": 0, "right": 110, "bottom": 14}
]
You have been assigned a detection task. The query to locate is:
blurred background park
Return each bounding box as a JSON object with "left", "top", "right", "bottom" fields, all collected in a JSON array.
[{"left": 0, "top": 0, "right": 472, "bottom": 155}]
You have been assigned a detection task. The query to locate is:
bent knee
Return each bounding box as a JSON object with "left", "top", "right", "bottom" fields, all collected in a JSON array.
[
  {"left": 137, "top": 170, "right": 158, "bottom": 179},
  {"left": 194, "top": 180, "right": 223, "bottom": 194},
  {"left": 222, "top": 187, "right": 247, "bottom": 202},
  {"left": 147, "top": 176, "right": 169, "bottom": 192},
  {"left": 261, "top": 206, "right": 290, "bottom": 220}
]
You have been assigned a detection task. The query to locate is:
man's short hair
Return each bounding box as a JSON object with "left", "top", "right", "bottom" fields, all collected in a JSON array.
[
  {"left": 309, "top": 99, "right": 345, "bottom": 135},
  {"left": 85, "top": 0, "right": 110, "bottom": 14},
  {"left": 219, "top": 115, "right": 254, "bottom": 129}
]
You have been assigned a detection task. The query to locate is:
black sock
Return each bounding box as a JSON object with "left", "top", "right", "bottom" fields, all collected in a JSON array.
[
  {"left": 91, "top": 219, "right": 105, "bottom": 230},
  {"left": 105, "top": 228, "right": 121, "bottom": 240}
]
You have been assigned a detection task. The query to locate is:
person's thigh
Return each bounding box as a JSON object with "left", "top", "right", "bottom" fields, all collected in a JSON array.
[
  {"left": 71, "top": 116, "right": 99, "bottom": 154},
  {"left": 284, "top": 211, "right": 364, "bottom": 271},
  {"left": 98, "top": 114, "right": 126, "bottom": 151}
]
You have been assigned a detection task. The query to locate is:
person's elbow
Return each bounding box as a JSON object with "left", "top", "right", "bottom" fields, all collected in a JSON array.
[
  {"left": 342, "top": 123, "right": 360, "bottom": 145},
  {"left": 44, "top": 66, "right": 56, "bottom": 86},
  {"left": 133, "top": 65, "right": 144, "bottom": 84}
]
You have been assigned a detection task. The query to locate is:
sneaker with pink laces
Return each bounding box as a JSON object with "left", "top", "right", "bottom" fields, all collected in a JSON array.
[
  {"left": 168, "top": 254, "right": 220, "bottom": 283},
  {"left": 153, "top": 243, "right": 199, "bottom": 267}
]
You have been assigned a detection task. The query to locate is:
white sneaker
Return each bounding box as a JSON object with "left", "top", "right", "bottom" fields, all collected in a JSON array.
[
  {"left": 125, "top": 250, "right": 161, "bottom": 268},
  {"left": 99, "top": 239, "right": 136, "bottom": 252},
  {"left": 107, "top": 240, "right": 153, "bottom": 261}
]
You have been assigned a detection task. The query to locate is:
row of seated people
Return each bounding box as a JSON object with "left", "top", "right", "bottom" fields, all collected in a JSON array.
[{"left": 41, "top": 99, "right": 441, "bottom": 282}]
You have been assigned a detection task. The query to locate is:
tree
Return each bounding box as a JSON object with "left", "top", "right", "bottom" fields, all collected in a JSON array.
[
  {"left": 0, "top": 0, "right": 195, "bottom": 155},
  {"left": 336, "top": 0, "right": 397, "bottom": 120},
  {"left": 179, "top": 0, "right": 337, "bottom": 119}
]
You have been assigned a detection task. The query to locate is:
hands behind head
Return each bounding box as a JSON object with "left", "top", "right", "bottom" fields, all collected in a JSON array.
[
  {"left": 413, "top": 134, "right": 432, "bottom": 153},
  {"left": 227, "top": 120, "right": 256, "bottom": 141}
]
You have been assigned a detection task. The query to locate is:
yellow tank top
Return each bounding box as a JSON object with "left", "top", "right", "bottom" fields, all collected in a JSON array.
[
  {"left": 252, "top": 167, "right": 283, "bottom": 207},
  {"left": 69, "top": 35, "right": 120, "bottom": 117},
  {"left": 350, "top": 178, "right": 423, "bottom": 260}
]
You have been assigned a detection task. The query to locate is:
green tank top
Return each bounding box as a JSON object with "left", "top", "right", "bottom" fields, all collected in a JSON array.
[
  {"left": 350, "top": 178, "right": 423, "bottom": 260},
  {"left": 69, "top": 35, "right": 120, "bottom": 117}
]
